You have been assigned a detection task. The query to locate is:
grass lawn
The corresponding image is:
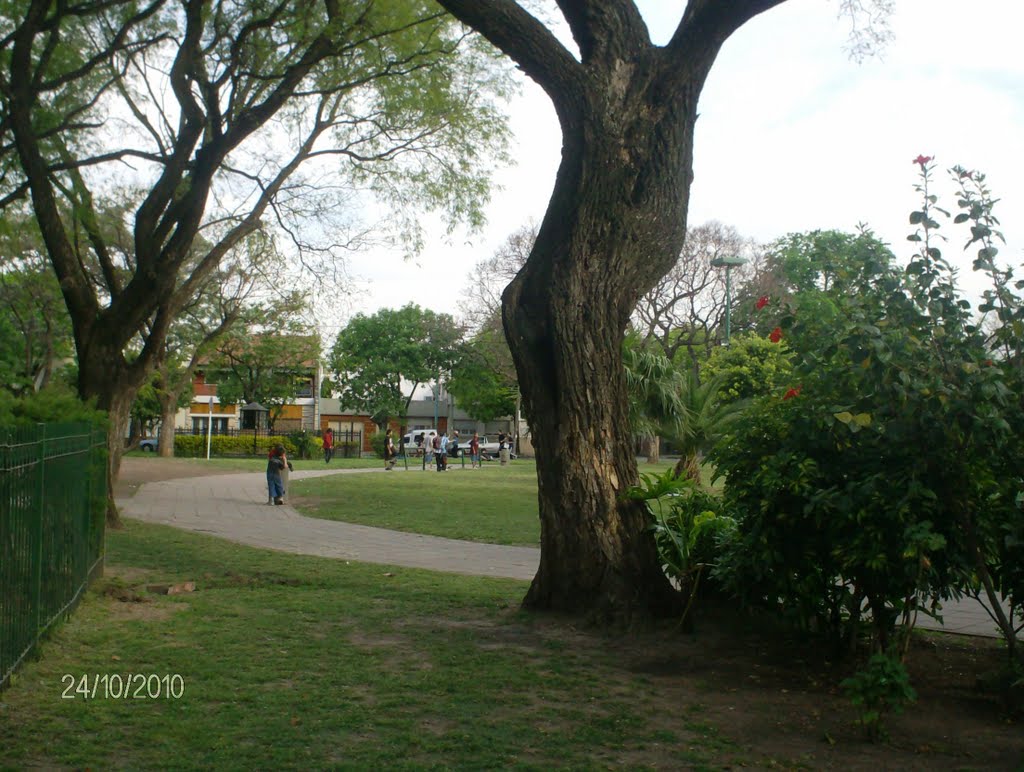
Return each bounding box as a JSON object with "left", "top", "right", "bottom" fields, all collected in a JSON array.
[
  {"left": 5, "top": 470, "right": 1018, "bottom": 769},
  {"left": 289, "top": 459, "right": 684, "bottom": 547},
  {"left": 0, "top": 521, "right": 738, "bottom": 770}
]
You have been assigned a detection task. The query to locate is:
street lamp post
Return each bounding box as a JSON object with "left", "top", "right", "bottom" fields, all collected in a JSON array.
[{"left": 710, "top": 255, "right": 747, "bottom": 345}]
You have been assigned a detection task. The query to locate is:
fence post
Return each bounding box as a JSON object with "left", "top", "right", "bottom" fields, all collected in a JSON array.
[{"left": 34, "top": 423, "right": 45, "bottom": 636}]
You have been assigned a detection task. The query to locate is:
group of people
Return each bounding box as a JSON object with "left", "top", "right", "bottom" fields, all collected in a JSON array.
[
  {"left": 414, "top": 429, "right": 484, "bottom": 471},
  {"left": 269, "top": 426, "right": 509, "bottom": 500}
]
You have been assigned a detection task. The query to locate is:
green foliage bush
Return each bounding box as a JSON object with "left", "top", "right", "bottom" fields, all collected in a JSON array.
[
  {"left": 840, "top": 653, "right": 917, "bottom": 741},
  {"left": 702, "top": 334, "right": 792, "bottom": 402},
  {"left": 173, "top": 433, "right": 297, "bottom": 458},
  {"left": 712, "top": 162, "right": 1023, "bottom": 663},
  {"left": 0, "top": 386, "right": 108, "bottom": 427},
  {"left": 627, "top": 470, "right": 736, "bottom": 629},
  {"left": 287, "top": 429, "right": 320, "bottom": 460},
  {"left": 369, "top": 431, "right": 386, "bottom": 459}
]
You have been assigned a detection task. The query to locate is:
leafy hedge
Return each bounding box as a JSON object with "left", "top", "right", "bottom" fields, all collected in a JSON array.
[{"left": 173, "top": 433, "right": 298, "bottom": 458}]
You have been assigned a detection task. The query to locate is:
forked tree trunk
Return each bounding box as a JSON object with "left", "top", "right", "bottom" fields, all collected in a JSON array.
[
  {"left": 505, "top": 67, "right": 706, "bottom": 621},
  {"left": 673, "top": 451, "right": 702, "bottom": 484},
  {"left": 434, "top": 0, "right": 788, "bottom": 621}
]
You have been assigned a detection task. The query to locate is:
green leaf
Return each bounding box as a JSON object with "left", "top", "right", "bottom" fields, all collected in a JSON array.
[
  {"left": 834, "top": 411, "right": 854, "bottom": 424},
  {"left": 908, "top": 211, "right": 925, "bottom": 225},
  {"left": 852, "top": 413, "right": 872, "bottom": 428}
]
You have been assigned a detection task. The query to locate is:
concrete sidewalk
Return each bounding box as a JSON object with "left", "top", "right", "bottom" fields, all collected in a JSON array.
[
  {"left": 117, "top": 467, "right": 1010, "bottom": 638},
  {"left": 118, "top": 467, "right": 538, "bottom": 581}
]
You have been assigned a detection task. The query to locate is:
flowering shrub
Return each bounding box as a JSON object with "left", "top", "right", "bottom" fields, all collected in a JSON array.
[{"left": 712, "top": 160, "right": 1023, "bottom": 661}]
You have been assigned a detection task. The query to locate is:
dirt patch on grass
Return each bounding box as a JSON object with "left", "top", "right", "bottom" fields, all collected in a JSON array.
[{"left": 410, "top": 610, "right": 1023, "bottom": 770}]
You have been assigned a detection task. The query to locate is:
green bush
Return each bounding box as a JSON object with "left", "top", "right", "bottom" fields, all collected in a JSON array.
[
  {"left": 288, "top": 429, "right": 320, "bottom": 460},
  {"left": 840, "top": 653, "right": 916, "bottom": 741},
  {"left": 369, "top": 431, "right": 386, "bottom": 459},
  {"left": 627, "top": 470, "right": 736, "bottom": 629},
  {"left": 173, "top": 433, "right": 297, "bottom": 458},
  {"left": 0, "top": 386, "right": 108, "bottom": 427},
  {"left": 711, "top": 164, "right": 1024, "bottom": 662},
  {"left": 334, "top": 441, "right": 361, "bottom": 458}
]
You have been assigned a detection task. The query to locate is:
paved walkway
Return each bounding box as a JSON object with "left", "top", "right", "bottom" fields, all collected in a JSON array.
[
  {"left": 117, "top": 467, "right": 1009, "bottom": 638},
  {"left": 118, "top": 467, "right": 538, "bottom": 580}
]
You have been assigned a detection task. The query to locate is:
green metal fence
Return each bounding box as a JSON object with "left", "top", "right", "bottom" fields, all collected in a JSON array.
[{"left": 1, "top": 422, "right": 106, "bottom": 689}]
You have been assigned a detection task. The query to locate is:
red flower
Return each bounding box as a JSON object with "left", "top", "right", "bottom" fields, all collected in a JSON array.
[
  {"left": 913, "top": 154, "right": 932, "bottom": 166},
  {"left": 783, "top": 386, "right": 802, "bottom": 401},
  {"left": 756, "top": 296, "right": 770, "bottom": 310},
  {"left": 983, "top": 359, "right": 994, "bottom": 367},
  {"left": 769, "top": 326, "right": 783, "bottom": 343}
]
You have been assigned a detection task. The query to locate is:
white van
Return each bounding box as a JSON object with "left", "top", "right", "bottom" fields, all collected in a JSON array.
[{"left": 402, "top": 428, "right": 438, "bottom": 449}]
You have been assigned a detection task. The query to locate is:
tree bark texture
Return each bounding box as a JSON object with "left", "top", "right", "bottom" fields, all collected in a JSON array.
[
  {"left": 436, "top": 0, "right": 788, "bottom": 620},
  {"left": 158, "top": 399, "right": 179, "bottom": 458},
  {"left": 77, "top": 343, "right": 150, "bottom": 527},
  {"left": 645, "top": 436, "right": 660, "bottom": 465},
  {"left": 506, "top": 74, "right": 698, "bottom": 618}
]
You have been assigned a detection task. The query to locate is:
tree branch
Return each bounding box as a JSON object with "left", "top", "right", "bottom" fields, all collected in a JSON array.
[{"left": 434, "top": 0, "right": 585, "bottom": 118}]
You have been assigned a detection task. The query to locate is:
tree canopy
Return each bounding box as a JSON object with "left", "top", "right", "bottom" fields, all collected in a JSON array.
[
  {"left": 329, "top": 304, "right": 463, "bottom": 429},
  {"left": 0, "top": 0, "right": 512, "bottom": 522}
]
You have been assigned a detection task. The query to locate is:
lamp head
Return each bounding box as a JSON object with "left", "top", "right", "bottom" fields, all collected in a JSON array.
[{"left": 710, "top": 256, "right": 747, "bottom": 267}]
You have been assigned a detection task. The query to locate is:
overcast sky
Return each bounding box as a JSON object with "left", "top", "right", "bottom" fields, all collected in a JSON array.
[{"left": 332, "top": 0, "right": 1023, "bottom": 334}]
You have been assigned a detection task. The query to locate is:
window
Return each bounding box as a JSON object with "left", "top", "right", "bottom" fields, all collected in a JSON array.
[{"left": 192, "top": 417, "right": 228, "bottom": 434}]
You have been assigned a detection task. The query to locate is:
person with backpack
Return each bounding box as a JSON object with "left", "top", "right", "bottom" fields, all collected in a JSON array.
[{"left": 449, "top": 430, "right": 460, "bottom": 464}]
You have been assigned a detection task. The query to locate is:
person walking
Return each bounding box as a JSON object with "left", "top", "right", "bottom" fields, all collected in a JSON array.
[
  {"left": 383, "top": 429, "right": 397, "bottom": 470},
  {"left": 469, "top": 431, "right": 481, "bottom": 469},
  {"left": 438, "top": 430, "right": 449, "bottom": 471},
  {"left": 266, "top": 445, "right": 288, "bottom": 505},
  {"left": 322, "top": 427, "right": 334, "bottom": 464},
  {"left": 432, "top": 431, "right": 443, "bottom": 471},
  {"left": 498, "top": 431, "right": 510, "bottom": 466},
  {"left": 423, "top": 431, "right": 435, "bottom": 468}
]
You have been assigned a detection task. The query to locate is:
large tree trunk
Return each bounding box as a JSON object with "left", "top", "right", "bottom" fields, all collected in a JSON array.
[
  {"left": 158, "top": 396, "right": 179, "bottom": 458},
  {"left": 78, "top": 344, "right": 148, "bottom": 528},
  {"left": 432, "top": 0, "right": 789, "bottom": 621},
  {"left": 506, "top": 66, "right": 704, "bottom": 621}
]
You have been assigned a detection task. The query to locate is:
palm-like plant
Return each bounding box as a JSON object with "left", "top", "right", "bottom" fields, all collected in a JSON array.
[
  {"left": 668, "top": 369, "right": 748, "bottom": 484},
  {"left": 623, "top": 344, "right": 686, "bottom": 453}
]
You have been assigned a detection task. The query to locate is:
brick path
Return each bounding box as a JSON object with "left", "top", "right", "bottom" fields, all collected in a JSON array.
[{"left": 117, "top": 467, "right": 1009, "bottom": 638}]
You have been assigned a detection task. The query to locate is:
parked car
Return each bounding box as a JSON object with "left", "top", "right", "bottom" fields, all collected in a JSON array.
[
  {"left": 138, "top": 437, "right": 159, "bottom": 452},
  {"left": 475, "top": 436, "right": 515, "bottom": 460},
  {"left": 402, "top": 429, "right": 438, "bottom": 453}
]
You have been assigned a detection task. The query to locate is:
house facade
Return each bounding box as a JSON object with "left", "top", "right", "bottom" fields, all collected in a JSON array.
[{"left": 169, "top": 366, "right": 532, "bottom": 457}]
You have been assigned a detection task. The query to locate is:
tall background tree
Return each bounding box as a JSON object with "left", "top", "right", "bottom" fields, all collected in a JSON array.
[
  {"left": 0, "top": 0, "right": 511, "bottom": 523},
  {"left": 434, "top": 0, "right": 891, "bottom": 619},
  {"left": 632, "top": 221, "right": 762, "bottom": 368},
  {"left": 0, "top": 218, "right": 73, "bottom": 394},
  {"left": 329, "top": 304, "right": 463, "bottom": 434}
]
